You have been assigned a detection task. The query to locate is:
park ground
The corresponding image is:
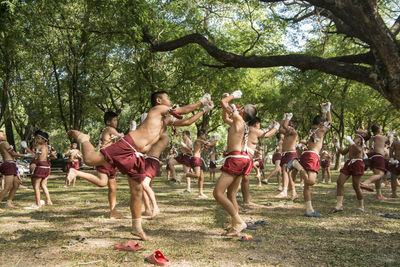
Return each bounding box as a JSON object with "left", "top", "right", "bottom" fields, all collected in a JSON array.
[{"left": 1, "top": 165, "right": 400, "bottom": 266}]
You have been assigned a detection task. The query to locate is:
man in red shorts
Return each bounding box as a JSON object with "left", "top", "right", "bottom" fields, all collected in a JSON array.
[
  {"left": 292, "top": 102, "right": 332, "bottom": 217},
  {"left": 168, "top": 130, "right": 193, "bottom": 184},
  {"left": 208, "top": 147, "right": 219, "bottom": 182},
  {"left": 361, "top": 124, "right": 389, "bottom": 199},
  {"left": 332, "top": 130, "right": 371, "bottom": 213},
  {"left": 320, "top": 145, "right": 332, "bottom": 183},
  {"left": 69, "top": 91, "right": 213, "bottom": 240},
  {"left": 275, "top": 113, "right": 299, "bottom": 200},
  {"left": 0, "top": 130, "right": 33, "bottom": 208},
  {"left": 389, "top": 134, "right": 400, "bottom": 198},
  {"left": 185, "top": 130, "right": 217, "bottom": 197},
  {"left": 64, "top": 142, "right": 82, "bottom": 187},
  {"left": 213, "top": 90, "right": 257, "bottom": 236},
  {"left": 263, "top": 133, "right": 283, "bottom": 190}
]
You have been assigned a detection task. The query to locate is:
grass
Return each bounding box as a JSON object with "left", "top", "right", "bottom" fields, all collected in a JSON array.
[{"left": 1, "top": 165, "right": 400, "bottom": 266}]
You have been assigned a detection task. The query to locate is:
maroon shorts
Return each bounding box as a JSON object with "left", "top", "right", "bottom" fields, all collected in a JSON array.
[
  {"left": 100, "top": 135, "right": 146, "bottom": 182},
  {"left": 144, "top": 157, "right": 161, "bottom": 179},
  {"left": 300, "top": 151, "right": 320, "bottom": 174},
  {"left": 321, "top": 159, "right": 330, "bottom": 168},
  {"left": 280, "top": 152, "right": 298, "bottom": 167},
  {"left": 368, "top": 152, "right": 386, "bottom": 172},
  {"left": 166, "top": 164, "right": 171, "bottom": 171},
  {"left": 221, "top": 151, "right": 253, "bottom": 176},
  {"left": 0, "top": 161, "right": 18, "bottom": 176},
  {"left": 256, "top": 158, "right": 264, "bottom": 170},
  {"left": 96, "top": 162, "right": 117, "bottom": 179},
  {"left": 340, "top": 159, "right": 365, "bottom": 176},
  {"left": 32, "top": 161, "right": 51, "bottom": 179},
  {"left": 191, "top": 156, "right": 203, "bottom": 168},
  {"left": 175, "top": 154, "right": 192, "bottom": 168},
  {"left": 388, "top": 162, "right": 400, "bottom": 175},
  {"left": 210, "top": 161, "right": 217, "bottom": 169},
  {"left": 272, "top": 153, "right": 281, "bottom": 165},
  {"left": 67, "top": 161, "right": 80, "bottom": 172}
]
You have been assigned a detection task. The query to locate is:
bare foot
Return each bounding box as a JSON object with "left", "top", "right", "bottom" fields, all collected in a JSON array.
[
  {"left": 257, "top": 183, "right": 262, "bottom": 187},
  {"left": 274, "top": 192, "right": 288, "bottom": 199},
  {"left": 46, "top": 201, "right": 53, "bottom": 205},
  {"left": 226, "top": 222, "right": 247, "bottom": 237},
  {"left": 198, "top": 193, "right": 208, "bottom": 199},
  {"left": 131, "top": 230, "right": 151, "bottom": 241},
  {"left": 67, "top": 169, "right": 77, "bottom": 183},
  {"left": 391, "top": 194, "right": 398, "bottom": 198},
  {"left": 142, "top": 211, "right": 152, "bottom": 217},
  {"left": 67, "top": 130, "right": 90, "bottom": 143},
  {"left": 291, "top": 193, "right": 299, "bottom": 201},
  {"left": 151, "top": 208, "right": 160, "bottom": 218},
  {"left": 5, "top": 201, "right": 15, "bottom": 208},
  {"left": 277, "top": 186, "right": 282, "bottom": 191},
  {"left": 110, "top": 210, "right": 126, "bottom": 219}
]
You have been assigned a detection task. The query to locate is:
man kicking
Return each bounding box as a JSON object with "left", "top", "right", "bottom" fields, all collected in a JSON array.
[
  {"left": 361, "top": 124, "right": 389, "bottom": 199},
  {"left": 213, "top": 90, "right": 257, "bottom": 236},
  {"left": 69, "top": 91, "right": 212, "bottom": 240},
  {"left": 292, "top": 102, "right": 332, "bottom": 217},
  {"left": 333, "top": 130, "right": 371, "bottom": 213},
  {"left": 184, "top": 129, "right": 217, "bottom": 197},
  {"left": 263, "top": 133, "right": 283, "bottom": 190}
]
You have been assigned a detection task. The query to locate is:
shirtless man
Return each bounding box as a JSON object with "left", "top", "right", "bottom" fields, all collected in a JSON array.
[
  {"left": 333, "top": 130, "right": 371, "bottom": 212},
  {"left": 185, "top": 130, "right": 218, "bottom": 197},
  {"left": 0, "top": 130, "right": 33, "bottom": 208},
  {"left": 361, "top": 124, "right": 388, "bottom": 199},
  {"left": 30, "top": 131, "right": 55, "bottom": 208},
  {"left": 275, "top": 113, "right": 299, "bottom": 200},
  {"left": 320, "top": 145, "right": 332, "bottom": 183},
  {"left": 68, "top": 91, "right": 213, "bottom": 240},
  {"left": 209, "top": 147, "right": 218, "bottom": 182},
  {"left": 213, "top": 90, "right": 257, "bottom": 236},
  {"left": 389, "top": 133, "right": 400, "bottom": 197},
  {"left": 166, "top": 147, "right": 176, "bottom": 181},
  {"left": 296, "top": 139, "right": 308, "bottom": 189},
  {"left": 252, "top": 147, "right": 265, "bottom": 187},
  {"left": 241, "top": 117, "right": 279, "bottom": 207},
  {"left": 263, "top": 133, "right": 283, "bottom": 190},
  {"left": 142, "top": 133, "right": 170, "bottom": 218},
  {"left": 292, "top": 102, "right": 332, "bottom": 217},
  {"left": 67, "top": 111, "right": 125, "bottom": 218},
  {"left": 168, "top": 130, "right": 193, "bottom": 184},
  {"left": 64, "top": 143, "right": 82, "bottom": 187}
]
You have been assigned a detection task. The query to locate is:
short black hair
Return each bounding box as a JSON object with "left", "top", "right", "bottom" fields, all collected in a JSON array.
[
  {"left": 151, "top": 91, "right": 168, "bottom": 107},
  {"left": 248, "top": 117, "right": 261, "bottom": 126},
  {"left": 182, "top": 130, "right": 190, "bottom": 137},
  {"left": 38, "top": 131, "right": 49, "bottom": 141},
  {"left": 243, "top": 104, "right": 257, "bottom": 122},
  {"left": 34, "top": 130, "right": 42, "bottom": 136},
  {"left": 312, "top": 115, "right": 325, "bottom": 126},
  {"left": 371, "top": 124, "right": 380, "bottom": 134},
  {"left": 197, "top": 130, "right": 206, "bottom": 137},
  {"left": 104, "top": 111, "right": 118, "bottom": 124}
]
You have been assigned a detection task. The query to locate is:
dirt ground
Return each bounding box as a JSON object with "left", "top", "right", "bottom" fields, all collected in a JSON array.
[{"left": 1, "top": 166, "right": 400, "bottom": 266}]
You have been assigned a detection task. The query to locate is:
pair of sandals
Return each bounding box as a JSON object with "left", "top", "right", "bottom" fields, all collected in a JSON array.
[{"left": 114, "top": 240, "right": 170, "bottom": 266}]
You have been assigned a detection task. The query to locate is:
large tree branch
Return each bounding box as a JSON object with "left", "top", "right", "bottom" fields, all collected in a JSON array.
[
  {"left": 147, "top": 33, "right": 377, "bottom": 88},
  {"left": 391, "top": 14, "right": 400, "bottom": 36}
]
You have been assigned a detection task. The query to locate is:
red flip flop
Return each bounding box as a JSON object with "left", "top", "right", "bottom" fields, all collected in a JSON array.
[
  {"left": 360, "top": 183, "right": 374, "bottom": 192},
  {"left": 145, "top": 250, "right": 170, "bottom": 266},
  {"left": 114, "top": 240, "right": 142, "bottom": 251}
]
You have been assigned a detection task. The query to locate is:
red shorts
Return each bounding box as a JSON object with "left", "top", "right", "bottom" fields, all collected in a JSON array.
[
  {"left": 272, "top": 153, "right": 281, "bottom": 165},
  {"left": 300, "top": 151, "right": 320, "bottom": 174},
  {"left": 100, "top": 135, "right": 146, "bottom": 182},
  {"left": 388, "top": 162, "right": 400, "bottom": 175},
  {"left": 144, "top": 157, "right": 161, "bottom": 179},
  {"left": 175, "top": 154, "right": 192, "bottom": 168},
  {"left": 67, "top": 160, "right": 80, "bottom": 172},
  {"left": 210, "top": 160, "right": 217, "bottom": 169},
  {"left": 32, "top": 161, "right": 51, "bottom": 179},
  {"left": 0, "top": 161, "right": 18, "bottom": 176},
  {"left": 220, "top": 151, "right": 253, "bottom": 176},
  {"left": 368, "top": 152, "right": 386, "bottom": 172},
  {"left": 280, "top": 152, "right": 298, "bottom": 167},
  {"left": 96, "top": 162, "right": 117, "bottom": 179},
  {"left": 256, "top": 158, "right": 264, "bottom": 170},
  {"left": 340, "top": 159, "right": 365, "bottom": 176},
  {"left": 191, "top": 156, "right": 203, "bottom": 168},
  {"left": 321, "top": 159, "right": 330, "bottom": 168}
]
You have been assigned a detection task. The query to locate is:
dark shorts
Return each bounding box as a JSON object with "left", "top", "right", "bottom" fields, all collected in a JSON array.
[
  {"left": 368, "top": 152, "right": 386, "bottom": 172},
  {"left": 321, "top": 159, "right": 330, "bottom": 168},
  {"left": 100, "top": 135, "right": 146, "bottom": 182},
  {"left": 280, "top": 152, "right": 298, "bottom": 167},
  {"left": 32, "top": 161, "right": 51, "bottom": 179},
  {"left": 340, "top": 159, "right": 365, "bottom": 176},
  {"left": 272, "top": 153, "right": 282, "bottom": 165},
  {"left": 96, "top": 162, "right": 117, "bottom": 179},
  {"left": 174, "top": 154, "right": 192, "bottom": 168},
  {"left": 221, "top": 151, "right": 253, "bottom": 176},
  {"left": 300, "top": 151, "right": 320, "bottom": 174},
  {"left": 210, "top": 161, "right": 217, "bottom": 169},
  {"left": 190, "top": 156, "right": 204, "bottom": 168},
  {"left": 144, "top": 157, "right": 161, "bottom": 179},
  {"left": 67, "top": 161, "right": 80, "bottom": 172},
  {"left": 0, "top": 161, "right": 18, "bottom": 176}
]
